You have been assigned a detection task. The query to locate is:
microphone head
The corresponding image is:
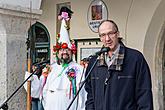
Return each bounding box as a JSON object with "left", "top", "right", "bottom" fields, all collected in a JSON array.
[
  {"left": 34, "top": 59, "right": 50, "bottom": 66},
  {"left": 96, "top": 47, "right": 110, "bottom": 56},
  {"left": 101, "top": 47, "right": 110, "bottom": 52}
]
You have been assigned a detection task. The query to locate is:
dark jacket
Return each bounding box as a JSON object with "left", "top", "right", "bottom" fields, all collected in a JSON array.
[{"left": 85, "top": 43, "right": 153, "bottom": 110}]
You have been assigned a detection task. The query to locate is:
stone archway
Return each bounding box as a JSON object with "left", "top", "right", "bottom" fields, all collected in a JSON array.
[
  {"left": 0, "top": 6, "right": 41, "bottom": 110},
  {"left": 144, "top": 0, "right": 165, "bottom": 109},
  {"left": 155, "top": 25, "right": 165, "bottom": 110},
  {"left": 163, "top": 40, "right": 165, "bottom": 109}
]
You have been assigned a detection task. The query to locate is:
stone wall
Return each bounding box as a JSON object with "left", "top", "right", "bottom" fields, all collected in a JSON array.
[{"left": 0, "top": 4, "right": 41, "bottom": 110}]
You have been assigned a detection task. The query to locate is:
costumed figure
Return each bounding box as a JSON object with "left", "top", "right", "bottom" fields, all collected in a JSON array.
[{"left": 42, "top": 7, "right": 86, "bottom": 110}]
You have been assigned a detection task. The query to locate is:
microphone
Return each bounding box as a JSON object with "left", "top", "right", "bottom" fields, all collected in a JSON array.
[
  {"left": 86, "top": 47, "right": 110, "bottom": 60},
  {"left": 34, "top": 59, "right": 50, "bottom": 66},
  {"left": 33, "top": 59, "right": 50, "bottom": 75},
  {"left": 95, "top": 47, "right": 110, "bottom": 56}
]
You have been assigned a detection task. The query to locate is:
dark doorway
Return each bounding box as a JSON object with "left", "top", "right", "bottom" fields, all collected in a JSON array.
[{"left": 28, "top": 22, "right": 50, "bottom": 64}]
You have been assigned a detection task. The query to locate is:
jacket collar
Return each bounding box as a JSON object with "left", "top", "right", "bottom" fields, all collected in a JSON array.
[{"left": 97, "top": 42, "right": 125, "bottom": 71}]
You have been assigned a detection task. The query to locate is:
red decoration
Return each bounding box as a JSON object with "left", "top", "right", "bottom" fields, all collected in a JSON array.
[
  {"left": 53, "top": 43, "right": 61, "bottom": 52},
  {"left": 71, "top": 40, "right": 77, "bottom": 54},
  {"left": 53, "top": 35, "right": 77, "bottom": 54},
  {"left": 57, "top": 33, "right": 60, "bottom": 38},
  {"left": 53, "top": 46, "right": 56, "bottom": 52},
  {"left": 68, "top": 72, "right": 75, "bottom": 78},
  {"left": 61, "top": 43, "right": 68, "bottom": 49},
  {"left": 67, "top": 68, "right": 76, "bottom": 80}
]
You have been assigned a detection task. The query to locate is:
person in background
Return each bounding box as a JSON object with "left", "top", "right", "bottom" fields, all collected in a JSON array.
[
  {"left": 42, "top": 6, "right": 86, "bottom": 110},
  {"left": 85, "top": 20, "right": 153, "bottom": 110},
  {"left": 80, "top": 58, "right": 90, "bottom": 69},
  {"left": 80, "top": 57, "right": 90, "bottom": 87},
  {"left": 39, "top": 64, "right": 51, "bottom": 108},
  {"left": 24, "top": 64, "right": 45, "bottom": 110}
]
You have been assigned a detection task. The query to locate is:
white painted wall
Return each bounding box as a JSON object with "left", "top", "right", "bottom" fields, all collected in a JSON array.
[
  {"left": 39, "top": 0, "right": 161, "bottom": 52},
  {"left": 0, "top": 0, "right": 42, "bottom": 9}
]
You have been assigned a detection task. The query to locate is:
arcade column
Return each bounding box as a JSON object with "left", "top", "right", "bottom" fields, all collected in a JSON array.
[{"left": 0, "top": 5, "right": 41, "bottom": 109}]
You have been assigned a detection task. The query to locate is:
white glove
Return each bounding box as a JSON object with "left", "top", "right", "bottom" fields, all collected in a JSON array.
[
  {"left": 24, "top": 71, "right": 34, "bottom": 92},
  {"left": 25, "top": 71, "right": 34, "bottom": 81}
]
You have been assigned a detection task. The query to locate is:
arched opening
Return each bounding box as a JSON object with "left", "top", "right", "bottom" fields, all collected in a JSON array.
[
  {"left": 143, "top": 0, "right": 165, "bottom": 109},
  {"left": 28, "top": 22, "right": 50, "bottom": 63},
  {"left": 162, "top": 32, "right": 165, "bottom": 109},
  {"left": 156, "top": 25, "right": 165, "bottom": 110}
]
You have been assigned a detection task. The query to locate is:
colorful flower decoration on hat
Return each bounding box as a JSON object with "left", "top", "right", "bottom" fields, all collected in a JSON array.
[
  {"left": 71, "top": 40, "right": 77, "bottom": 54},
  {"left": 58, "top": 7, "right": 73, "bottom": 21},
  {"left": 58, "top": 10, "right": 70, "bottom": 21},
  {"left": 53, "top": 34, "right": 77, "bottom": 54},
  {"left": 61, "top": 43, "right": 68, "bottom": 49}
]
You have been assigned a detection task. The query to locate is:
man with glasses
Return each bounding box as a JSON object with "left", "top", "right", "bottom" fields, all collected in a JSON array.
[{"left": 85, "top": 20, "right": 153, "bottom": 110}]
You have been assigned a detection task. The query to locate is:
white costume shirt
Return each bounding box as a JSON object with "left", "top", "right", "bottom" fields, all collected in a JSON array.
[
  {"left": 24, "top": 71, "right": 46, "bottom": 99},
  {"left": 42, "top": 61, "right": 87, "bottom": 110}
]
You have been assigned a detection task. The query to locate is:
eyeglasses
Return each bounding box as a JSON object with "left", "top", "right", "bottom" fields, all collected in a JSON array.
[{"left": 99, "top": 31, "right": 117, "bottom": 38}]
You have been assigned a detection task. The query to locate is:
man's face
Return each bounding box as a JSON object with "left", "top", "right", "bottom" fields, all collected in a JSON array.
[
  {"left": 57, "top": 48, "right": 72, "bottom": 64},
  {"left": 98, "top": 21, "right": 119, "bottom": 52}
]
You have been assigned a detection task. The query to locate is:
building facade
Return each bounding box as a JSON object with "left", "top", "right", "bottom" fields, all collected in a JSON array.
[{"left": 0, "top": 0, "right": 165, "bottom": 109}]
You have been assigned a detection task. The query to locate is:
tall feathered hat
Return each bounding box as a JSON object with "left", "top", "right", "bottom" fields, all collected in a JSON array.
[{"left": 53, "top": 7, "right": 76, "bottom": 54}]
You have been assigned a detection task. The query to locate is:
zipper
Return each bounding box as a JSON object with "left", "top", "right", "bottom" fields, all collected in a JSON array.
[{"left": 118, "top": 75, "right": 133, "bottom": 79}]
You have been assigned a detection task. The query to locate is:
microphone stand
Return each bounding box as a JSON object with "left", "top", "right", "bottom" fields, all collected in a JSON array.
[
  {"left": 0, "top": 67, "right": 40, "bottom": 110},
  {"left": 66, "top": 55, "right": 99, "bottom": 110}
]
